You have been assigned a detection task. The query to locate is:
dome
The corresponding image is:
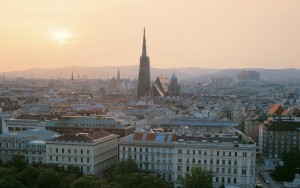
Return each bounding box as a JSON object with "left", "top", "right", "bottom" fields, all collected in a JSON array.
[{"left": 171, "top": 73, "right": 177, "bottom": 81}]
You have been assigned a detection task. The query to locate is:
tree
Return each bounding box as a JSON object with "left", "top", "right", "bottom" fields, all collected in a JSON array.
[
  {"left": 115, "top": 172, "right": 167, "bottom": 188},
  {"left": 271, "top": 148, "right": 300, "bottom": 181},
  {"left": 37, "top": 170, "right": 59, "bottom": 188},
  {"left": 5, "top": 155, "right": 26, "bottom": 172},
  {"left": 71, "top": 176, "right": 94, "bottom": 188},
  {"left": 0, "top": 176, "right": 24, "bottom": 188},
  {"left": 181, "top": 166, "right": 213, "bottom": 188},
  {"left": 114, "top": 156, "right": 139, "bottom": 176},
  {"left": 17, "top": 166, "right": 39, "bottom": 187}
]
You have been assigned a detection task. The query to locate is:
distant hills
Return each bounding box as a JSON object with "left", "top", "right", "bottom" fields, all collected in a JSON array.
[{"left": 1, "top": 66, "right": 300, "bottom": 81}]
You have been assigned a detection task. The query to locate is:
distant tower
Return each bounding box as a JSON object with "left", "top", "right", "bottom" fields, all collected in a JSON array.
[
  {"left": 117, "top": 68, "right": 120, "bottom": 80},
  {"left": 137, "top": 28, "right": 150, "bottom": 98},
  {"left": 71, "top": 70, "right": 74, "bottom": 81}
]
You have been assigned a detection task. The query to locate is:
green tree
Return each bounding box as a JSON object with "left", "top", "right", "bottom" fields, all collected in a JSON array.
[
  {"left": 271, "top": 148, "right": 300, "bottom": 181},
  {"left": 181, "top": 166, "right": 213, "bottom": 188},
  {"left": 0, "top": 176, "right": 24, "bottom": 188},
  {"left": 37, "top": 170, "right": 59, "bottom": 188},
  {"left": 60, "top": 174, "right": 78, "bottom": 188},
  {"left": 115, "top": 172, "right": 167, "bottom": 188},
  {"left": 5, "top": 155, "right": 27, "bottom": 172},
  {"left": 17, "top": 166, "right": 39, "bottom": 187},
  {"left": 114, "top": 156, "right": 139, "bottom": 176}
]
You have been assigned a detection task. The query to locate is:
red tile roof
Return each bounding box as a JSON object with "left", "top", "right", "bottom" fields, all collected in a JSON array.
[
  {"left": 134, "top": 133, "right": 143, "bottom": 141},
  {"left": 268, "top": 103, "right": 284, "bottom": 115},
  {"left": 146, "top": 133, "right": 156, "bottom": 141}
]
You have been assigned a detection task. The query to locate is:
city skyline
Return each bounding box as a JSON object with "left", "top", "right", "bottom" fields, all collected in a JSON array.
[{"left": 1, "top": 0, "right": 300, "bottom": 72}]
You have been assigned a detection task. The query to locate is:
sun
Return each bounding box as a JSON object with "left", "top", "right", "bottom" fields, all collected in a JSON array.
[{"left": 53, "top": 29, "right": 71, "bottom": 44}]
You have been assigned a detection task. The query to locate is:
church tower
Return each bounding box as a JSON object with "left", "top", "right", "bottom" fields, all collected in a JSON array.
[
  {"left": 117, "top": 68, "right": 120, "bottom": 80},
  {"left": 137, "top": 28, "right": 151, "bottom": 98}
]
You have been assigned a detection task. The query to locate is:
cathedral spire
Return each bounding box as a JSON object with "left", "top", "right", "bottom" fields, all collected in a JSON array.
[
  {"left": 117, "top": 67, "right": 120, "bottom": 80},
  {"left": 71, "top": 70, "right": 74, "bottom": 81},
  {"left": 142, "top": 27, "right": 147, "bottom": 57}
]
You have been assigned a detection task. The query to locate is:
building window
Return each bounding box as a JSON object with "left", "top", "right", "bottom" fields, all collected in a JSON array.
[
  {"left": 123, "top": 147, "right": 125, "bottom": 151},
  {"left": 242, "top": 169, "right": 246, "bottom": 175},
  {"left": 217, "top": 151, "right": 219, "bottom": 156},
  {"left": 68, "top": 149, "right": 70, "bottom": 153},
  {"left": 62, "top": 149, "right": 64, "bottom": 153},
  {"left": 193, "top": 150, "right": 195, "bottom": 155},
  {"left": 222, "top": 177, "right": 224, "bottom": 183},
  {"left": 178, "top": 175, "right": 182, "bottom": 181},
  {"left": 87, "top": 158, "right": 90, "bottom": 163},
  {"left": 222, "top": 160, "right": 225, "bottom": 165},
  {"left": 228, "top": 177, "right": 231, "bottom": 183},
  {"left": 186, "top": 166, "right": 190, "bottom": 171},
  {"left": 56, "top": 148, "right": 58, "bottom": 153},
  {"left": 229, "top": 152, "right": 231, "bottom": 156},
  {"left": 216, "top": 177, "right": 219, "bottom": 182},
  {"left": 222, "top": 168, "right": 225, "bottom": 174},
  {"left": 56, "top": 156, "right": 58, "bottom": 161},
  {"left": 140, "top": 148, "right": 142, "bottom": 152},
  {"left": 178, "top": 166, "right": 182, "bottom": 171},
  {"left": 217, "top": 160, "right": 219, "bottom": 164},
  {"left": 234, "top": 160, "right": 237, "bottom": 165},
  {"left": 81, "top": 149, "right": 83, "bottom": 154},
  {"left": 87, "top": 150, "right": 89, "bottom": 154},
  {"left": 223, "top": 151, "right": 225, "bottom": 156},
  {"left": 87, "top": 167, "right": 90, "bottom": 173},
  {"left": 178, "top": 149, "right": 182, "bottom": 154},
  {"left": 234, "top": 178, "right": 237, "bottom": 183},
  {"left": 50, "top": 156, "right": 52, "bottom": 161},
  {"left": 74, "top": 149, "right": 77, "bottom": 154},
  {"left": 192, "top": 158, "right": 195, "bottom": 163},
  {"left": 234, "top": 169, "right": 237, "bottom": 174},
  {"left": 187, "top": 158, "right": 190, "bottom": 163},
  {"left": 210, "top": 159, "right": 213, "bottom": 164},
  {"left": 228, "top": 169, "right": 231, "bottom": 174},
  {"left": 243, "top": 152, "right": 247, "bottom": 157},
  {"left": 81, "top": 158, "right": 83, "bottom": 163},
  {"left": 198, "top": 150, "right": 201, "bottom": 155},
  {"left": 68, "top": 157, "right": 71, "bottom": 162},
  {"left": 187, "top": 150, "right": 190, "bottom": 155},
  {"left": 228, "top": 160, "right": 231, "bottom": 165},
  {"left": 178, "top": 158, "right": 182, "bottom": 163}
]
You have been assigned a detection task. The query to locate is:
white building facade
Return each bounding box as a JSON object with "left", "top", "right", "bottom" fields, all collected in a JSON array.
[
  {"left": 46, "top": 131, "right": 119, "bottom": 176},
  {"left": 119, "top": 132, "right": 256, "bottom": 188},
  {"left": 0, "top": 128, "right": 59, "bottom": 164}
]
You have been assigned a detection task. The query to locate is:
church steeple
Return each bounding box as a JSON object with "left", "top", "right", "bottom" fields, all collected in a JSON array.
[
  {"left": 142, "top": 27, "right": 147, "bottom": 57},
  {"left": 71, "top": 70, "right": 74, "bottom": 81},
  {"left": 117, "top": 68, "right": 120, "bottom": 80},
  {"left": 137, "top": 27, "right": 151, "bottom": 99}
]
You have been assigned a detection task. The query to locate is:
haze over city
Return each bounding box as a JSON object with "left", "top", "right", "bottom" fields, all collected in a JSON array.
[{"left": 1, "top": 0, "right": 300, "bottom": 72}]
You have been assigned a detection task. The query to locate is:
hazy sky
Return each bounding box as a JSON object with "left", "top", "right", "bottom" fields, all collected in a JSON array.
[{"left": 1, "top": 0, "right": 300, "bottom": 72}]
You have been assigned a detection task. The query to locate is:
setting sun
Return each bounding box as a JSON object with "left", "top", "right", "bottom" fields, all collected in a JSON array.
[{"left": 53, "top": 29, "right": 71, "bottom": 44}]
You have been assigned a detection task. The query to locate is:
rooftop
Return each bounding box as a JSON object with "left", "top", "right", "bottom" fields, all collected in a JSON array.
[{"left": 50, "top": 130, "right": 118, "bottom": 143}]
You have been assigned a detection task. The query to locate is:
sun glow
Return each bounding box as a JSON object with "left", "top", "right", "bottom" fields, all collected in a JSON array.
[{"left": 53, "top": 29, "right": 71, "bottom": 44}]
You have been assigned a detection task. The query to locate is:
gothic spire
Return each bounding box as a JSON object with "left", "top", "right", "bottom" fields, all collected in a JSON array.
[
  {"left": 117, "top": 67, "right": 120, "bottom": 80},
  {"left": 142, "top": 27, "right": 147, "bottom": 57}
]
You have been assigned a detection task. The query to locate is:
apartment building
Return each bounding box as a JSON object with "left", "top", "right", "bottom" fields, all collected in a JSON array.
[
  {"left": 119, "top": 131, "right": 256, "bottom": 188},
  {"left": 46, "top": 130, "right": 119, "bottom": 176}
]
